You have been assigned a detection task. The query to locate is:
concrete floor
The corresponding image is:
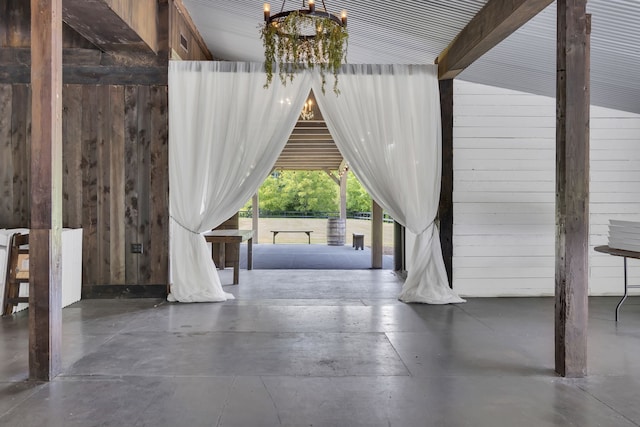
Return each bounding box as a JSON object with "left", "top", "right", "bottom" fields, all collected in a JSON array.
[
  {"left": 1, "top": 269, "right": 640, "bottom": 426},
  {"left": 238, "top": 243, "right": 394, "bottom": 269}
]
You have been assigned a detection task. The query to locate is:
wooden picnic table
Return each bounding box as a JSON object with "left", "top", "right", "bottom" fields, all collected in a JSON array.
[{"left": 203, "top": 229, "right": 253, "bottom": 285}]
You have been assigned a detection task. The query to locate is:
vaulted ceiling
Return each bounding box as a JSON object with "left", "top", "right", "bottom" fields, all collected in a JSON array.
[
  {"left": 183, "top": 0, "right": 640, "bottom": 115},
  {"left": 273, "top": 91, "right": 344, "bottom": 171}
]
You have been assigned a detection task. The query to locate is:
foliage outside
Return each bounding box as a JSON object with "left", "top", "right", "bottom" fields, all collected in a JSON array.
[
  {"left": 244, "top": 170, "right": 371, "bottom": 214},
  {"left": 346, "top": 171, "right": 371, "bottom": 213}
]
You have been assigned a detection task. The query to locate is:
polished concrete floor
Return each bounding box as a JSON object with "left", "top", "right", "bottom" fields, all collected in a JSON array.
[
  {"left": 1, "top": 269, "right": 640, "bottom": 426},
  {"left": 238, "top": 243, "right": 394, "bottom": 270}
]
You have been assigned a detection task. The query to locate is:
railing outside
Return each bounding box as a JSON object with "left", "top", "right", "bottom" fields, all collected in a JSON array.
[{"left": 239, "top": 210, "right": 394, "bottom": 223}]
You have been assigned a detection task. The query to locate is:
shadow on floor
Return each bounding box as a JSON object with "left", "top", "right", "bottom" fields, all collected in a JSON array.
[{"left": 238, "top": 243, "right": 394, "bottom": 269}]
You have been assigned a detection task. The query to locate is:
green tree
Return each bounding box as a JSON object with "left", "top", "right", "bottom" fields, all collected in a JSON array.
[
  {"left": 288, "top": 171, "right": 338, "bottom": 212},
  {"left": 258, "top": 171, "right": 294, "bottom": 212},
  {"left": 256, "top": 170, "right": 339, "bottom": 213},
  {"left": 346, "top": 171, "right": 372, "bottom": 213},
  {"left": 244, "top": 170, "right": 371, "bottom": 215}
]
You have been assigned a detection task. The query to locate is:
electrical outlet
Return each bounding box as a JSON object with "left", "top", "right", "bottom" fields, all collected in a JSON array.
[{"left": 131, "top": 243, "right": 143, "bottom": 254}]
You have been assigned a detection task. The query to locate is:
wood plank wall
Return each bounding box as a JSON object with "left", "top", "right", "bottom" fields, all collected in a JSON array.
[
  {"left": 0, "top": 0, "right": 96, "bottom": 49},
  {"left": 453, "top": 80, "right": 640, "bottom": 297},
  {"left": 169, "top": 0, "right": 212, "bottom": 60},
  {"left": 0, "top": 83, "right": 168, "bottom": 287},
  {"left": 105, "top": 0, "right": 159, "bottom": 52}
]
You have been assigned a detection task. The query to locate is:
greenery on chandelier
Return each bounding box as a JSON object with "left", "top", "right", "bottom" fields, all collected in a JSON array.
[{"left": 260, "top": 11, "right": 348, "bottom": 94}]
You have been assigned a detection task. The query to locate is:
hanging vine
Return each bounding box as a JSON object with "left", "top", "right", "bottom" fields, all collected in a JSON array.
[{"left": 260, "top": 11, "right": 348, "bottom": 94}]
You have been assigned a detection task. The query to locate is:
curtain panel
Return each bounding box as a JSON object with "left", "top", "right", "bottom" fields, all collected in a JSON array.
[
  {"left": 312, "top": 64, "right": 464, "bottom": 304},
  {"left": 168, "top": 61, "right": 311, "bottom": 302},
  {"left": 168, "top": 61, "right": 463, "bottom": 304}
]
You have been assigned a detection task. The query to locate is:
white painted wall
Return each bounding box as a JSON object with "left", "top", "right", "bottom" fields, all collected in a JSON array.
[
  {"left": 0, "top": 228, "right": 83, "bottom": 313},
  {"left": 452, "top": 80, "right": 640, "bottom": 297}
]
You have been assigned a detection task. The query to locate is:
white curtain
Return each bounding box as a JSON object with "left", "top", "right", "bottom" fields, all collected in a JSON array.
[
  {"left": 168, "top": 61, "right": 311, "bottom": 302},
  {"left": 312, "top": 64, "right": 465, "bottom": 304}
]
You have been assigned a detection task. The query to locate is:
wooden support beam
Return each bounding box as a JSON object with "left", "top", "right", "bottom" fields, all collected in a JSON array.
[
  {"left": 0, "top": 47, "right": 168, "bottom": 67},
  {"left": 371, "top": 200, "right": 383, "bottom": 269},
  {"left": 0, "top": 47, "right": 168, "bottom": 85},
  {"left": 62, "top": 0, "right": 159, "bottom": 53},
  {"left": 435, "top": 0, "right": 553, "bottom": 80},
  {"left": 29, "top": 0, "right": 63, "bottom": 381},
  {"left": 339, "top": 169, "right": 347, "bottom": 220},
  {"left": 0, "top": 65, "right": 167, "bottom": 85},
  {"left": 252, "top": 193, "right": 259, "bottom": 244},
  {"left": 323, "top": 169, "right": 340, "bottom": 185},
  {"left": 438, "top": 79, "right": 454, "bottom": 286},
  {"left": 555, "top": 0, "right": 590, "bottom": 378},
  {"left": 394, "top": 221, "right": 405, "bottom": 273}
]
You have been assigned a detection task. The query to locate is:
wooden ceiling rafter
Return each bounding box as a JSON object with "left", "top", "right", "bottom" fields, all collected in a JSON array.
[
  {"left": 435, "top": 0, "right": 554, "bottom": 80},
  {"left": 62, "top": 0, "right": 160, "bottom": 54},
  {"left": 273, "top": 90, "right": 343, "bottom": 172}
]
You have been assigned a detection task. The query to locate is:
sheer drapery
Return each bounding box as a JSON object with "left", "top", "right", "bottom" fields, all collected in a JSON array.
[
  {"left": 312, "top": 64, "right": 465, "bottom": 304},
  {"left": 168, "top": 61, "right": 311, "bottom": 302}
]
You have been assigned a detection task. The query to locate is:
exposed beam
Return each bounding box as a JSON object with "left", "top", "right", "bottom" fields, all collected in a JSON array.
[
  {"left": 0, "top": 47, "right": 168, "bottom": 85},
  {"left": 281, "top": 147, "right": 340, "bottom": 153},
  {"left": 252, "top": 193, "right": 259, "bottom": 244},
  {"left": 289, "top": 136, "right": 333, "bottom": 141},
  {"left": 339, "top": 170, "right": 347, "bottom": 220},
  {"left": 280, "top": 154, "right": 342, "bottom": 161},
  {"left": 555, "top": 0, "right": 590, "bottom": 378},
  {"left": 394, "top": 221, "right": 405, "bottom": 273},
  {"left": 62, "top": 0, "right": 159, "bottom": 53},
  {"left": 435, "top": 0, "right": 553, "bottom": 80},
  {"left": 0, "top": 47, "right": 168, "bottom": 67},
  {"left": 371, "top": 201, "right": 383, "bottom": 269},
  {"left": 324, "top": 169, "right": 340, "bottom": 185},
  {"left": 438, "top": 79, "right": 454, "bottom": 286},
  {"left": 29, "top": 0, "right": 63, "bottom": 381},
  {"left": 0, "top": 64, "right": 167, "bottom": 85},
  {"left": 295, "top": 121, "right": 328, "bottom": 128},
  {"left": 291, "top": 128, "right": 331, "bottom": 135},
  {"left": 273, "top": 164, "right": 343, "bottom": 171}
]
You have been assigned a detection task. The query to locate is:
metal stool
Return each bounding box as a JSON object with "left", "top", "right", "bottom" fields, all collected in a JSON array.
[{"left": 352, "top": 233, "right": 364, "bottom": 250}]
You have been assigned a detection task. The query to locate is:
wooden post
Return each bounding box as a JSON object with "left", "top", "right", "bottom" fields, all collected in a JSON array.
[
  {"left": 438, "top": 79, "right": 454, "bottom": 287},
  {"left": 252, "top": 193, "right": 259, "bottom": 244},
  {"left": 555, "top": 0, "right": 590, "bottom": 378},
  {"left": 29, "top": 0, "right": 63, "bottom": 381},
  {"left": 339, "top": 169, "right": 347, "bottom": 220},
  {"left": 394, "top": 221, "right": 405, "bottom": 272},
  {"left": 371, "top": 200, "right": 383, "bottom": 269}
]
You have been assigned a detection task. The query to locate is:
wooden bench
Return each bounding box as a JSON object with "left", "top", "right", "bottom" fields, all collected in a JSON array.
[{"left": 271, "top": 230, "right": 313, "bottom": 244}]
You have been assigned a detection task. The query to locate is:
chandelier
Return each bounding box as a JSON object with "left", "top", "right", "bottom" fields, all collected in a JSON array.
[
  {"left": 261, "top": 0, "right": 348, "bottom": 94},
  {"left": 300, "top": 98, "right": 314, "bottom": 120}
]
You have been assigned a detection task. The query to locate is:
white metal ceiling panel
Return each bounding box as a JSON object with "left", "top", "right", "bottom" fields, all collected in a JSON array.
[{"left": 183, "top": 0, "right": 640, "bottom": 113}]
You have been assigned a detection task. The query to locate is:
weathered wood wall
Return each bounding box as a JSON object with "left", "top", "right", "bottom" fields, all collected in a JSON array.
[
  {"left": 169, "top": 0, "right": 213, "bottom": 60},
  {"left": 0, "top": 83, "right": 169, "bottom": 287},
  {"left": 0, "top": 0, "right": 215, "bottom": 293},
  {"left": 0, "top": 0, "right": 97, "bottom": 49},
  {"left": 105, "top": 0, "right": 160, "bottom": 52}
]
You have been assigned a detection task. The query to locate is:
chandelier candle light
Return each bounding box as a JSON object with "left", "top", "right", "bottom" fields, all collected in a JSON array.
[
  {"left": 261, "top": 0, "right": 348, "bottom": 94},
  {"left": 300, "top": 98, "right": 314, "bottom": 120}
]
